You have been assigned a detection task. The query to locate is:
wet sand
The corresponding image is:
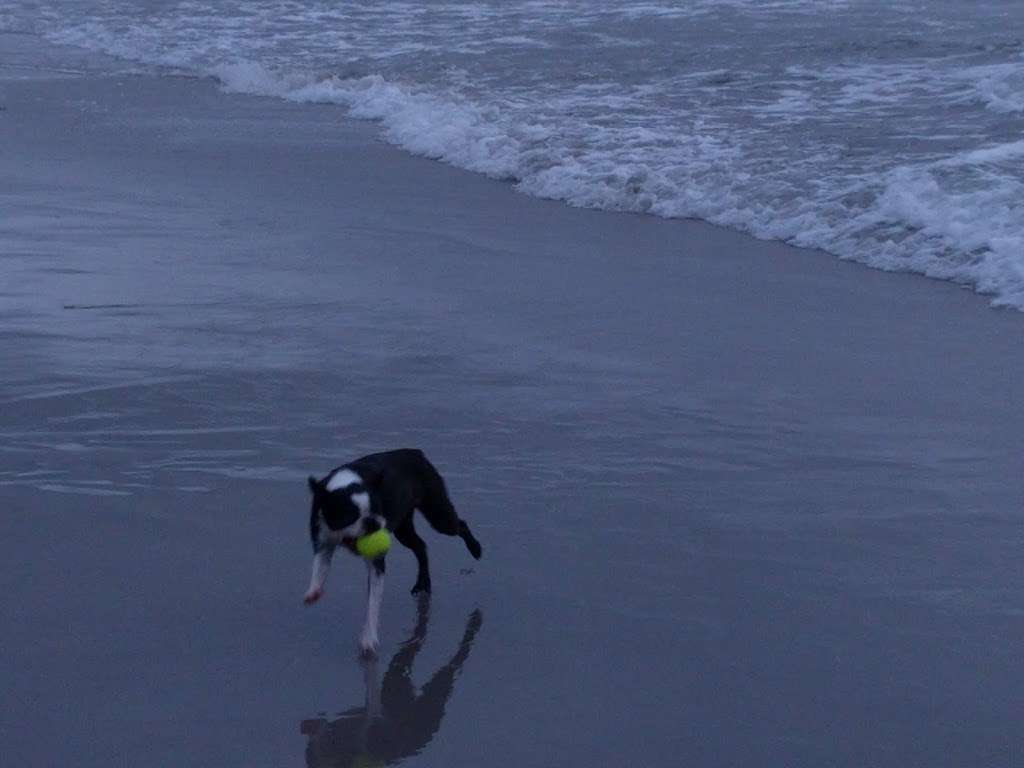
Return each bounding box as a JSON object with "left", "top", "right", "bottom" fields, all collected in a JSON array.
[{"left": 2, "top": 32, "right": 1023, "bottom": 767}]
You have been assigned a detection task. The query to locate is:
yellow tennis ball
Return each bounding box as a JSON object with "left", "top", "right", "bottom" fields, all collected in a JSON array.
[{"left": 355, "top": 529, "right": 391, "bottom": 560}]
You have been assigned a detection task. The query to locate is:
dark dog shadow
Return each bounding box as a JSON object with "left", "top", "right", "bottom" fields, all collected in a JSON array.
[{"left": 301, "top": 598, "right": 483, "bottom": 768}]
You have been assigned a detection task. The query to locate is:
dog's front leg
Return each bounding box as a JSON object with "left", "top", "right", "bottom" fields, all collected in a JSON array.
[
  {"left": 304, "top": 546, "right": 335, "bottom": 605},
  {"left": 360, "top": 558, "right": 385, "bottom": 655}
]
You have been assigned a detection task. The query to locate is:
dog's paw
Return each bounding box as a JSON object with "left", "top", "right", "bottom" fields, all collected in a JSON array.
[
  {"left": 359, "top": 632, "right": 379, "bottom": 657},
  {"left": 359, "top": 645, "right": 378, "bottom": 659},
  {"left": 303, "top": 588, "right": 322, "bottom": 605}
]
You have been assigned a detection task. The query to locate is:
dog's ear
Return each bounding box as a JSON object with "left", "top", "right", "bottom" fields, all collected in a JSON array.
[{"left": 307, "top": 475, "right": 321, "bottom": 494}]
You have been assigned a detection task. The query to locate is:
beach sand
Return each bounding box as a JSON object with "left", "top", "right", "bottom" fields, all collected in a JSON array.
[{"left": 2, "top": 32, "right": 1023, "bottom": 767}]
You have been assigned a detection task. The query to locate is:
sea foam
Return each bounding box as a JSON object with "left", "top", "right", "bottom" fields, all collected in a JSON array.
[{"left": 10, "top": 0, "right": 1023, "bottom": 309}]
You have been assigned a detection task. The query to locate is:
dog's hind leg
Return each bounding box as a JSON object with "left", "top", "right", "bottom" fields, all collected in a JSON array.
[
  {"left": 394, "top": 517, "right": 432, "bottom": 595},
  {"left": 418, "top": 467, "right": 482, "bottom": 561},
  {"left": 457, "top": 519, "right": 482, "bottom": 560}
]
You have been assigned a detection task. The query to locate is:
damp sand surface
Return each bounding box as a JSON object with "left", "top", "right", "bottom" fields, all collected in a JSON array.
[{"left": 2, "top": 33, "right": 1023, "bottom": 767}]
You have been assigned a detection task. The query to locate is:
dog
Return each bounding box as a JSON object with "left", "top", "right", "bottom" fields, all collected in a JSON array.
[{"left": 303, "top": 449, "right": 482, "bottom": 654}]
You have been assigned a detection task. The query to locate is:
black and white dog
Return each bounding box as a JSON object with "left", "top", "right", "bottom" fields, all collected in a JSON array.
[{"left": 303, "top": 449, "right": 482, "bottom": 654}]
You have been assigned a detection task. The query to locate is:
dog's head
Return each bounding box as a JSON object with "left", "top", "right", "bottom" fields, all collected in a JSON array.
[{"left": 307, "top": 468, "right": 380, "bottom": 552}]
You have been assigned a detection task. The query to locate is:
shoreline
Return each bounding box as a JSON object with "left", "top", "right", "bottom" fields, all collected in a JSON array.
[
  {"left": 4, "top": 30, "right": 1021, "bottom": 315},
  {"left": 3, "top": 32, "right": 1023, "bottom": 767}
]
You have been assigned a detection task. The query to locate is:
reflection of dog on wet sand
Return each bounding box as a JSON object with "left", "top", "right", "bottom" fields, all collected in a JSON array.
[{"left": 301, "top": 600, "right": 483, "bottom": 768}]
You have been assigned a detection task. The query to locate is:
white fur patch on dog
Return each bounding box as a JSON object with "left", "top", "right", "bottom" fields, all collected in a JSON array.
[
  {"left": 351, "top": 491, "right": 370, "bottom": 514},
  {"left": 360, "top": 562, "right": 385, "bottom": 654},
  {"left": 326, "top": 468, "right": 362, "bottom": 491},
  {"left": 305, "top": 547, "right": 335, "bottom": 599}
]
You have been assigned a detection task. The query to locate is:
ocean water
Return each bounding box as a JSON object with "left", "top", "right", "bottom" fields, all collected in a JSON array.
[{"left": 4, "top": 0, "right": 1023, "bottom": 308}]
